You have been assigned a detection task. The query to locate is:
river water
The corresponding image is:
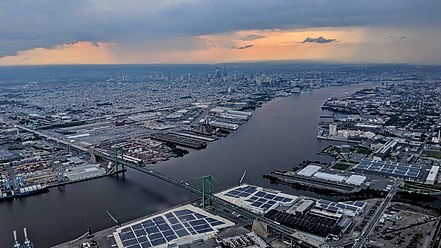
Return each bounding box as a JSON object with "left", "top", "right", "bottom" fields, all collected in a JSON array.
[{"left": 0, "top": 83, "right": 372, "bottom": 247}]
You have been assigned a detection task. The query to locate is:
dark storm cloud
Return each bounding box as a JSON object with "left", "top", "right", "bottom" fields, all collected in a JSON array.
[
  {"left": 302, "top": 36, "right": 336, "bottom": 44},
  {"left": 234, "top": 44, "right": 254, "bottom": 50},
  {"left": 1, "top": 0, "right": 440, "bottom": 55}
]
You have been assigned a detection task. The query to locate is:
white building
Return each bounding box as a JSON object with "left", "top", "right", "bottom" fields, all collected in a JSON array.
[
  {"left": 426, "top": 166, "right": 439, "bottom": 185},
  {"left": 329, "top": 123, "right": 338, "bottom": 136},
  {"left": 313, "top": 172, "right": 346, "bottom": 183},
  {"left": 345, "top": 175, "right": 367, "bottom": 186},
  {"left": 297, "top": 165, "right": 321, "bottom": 177}
]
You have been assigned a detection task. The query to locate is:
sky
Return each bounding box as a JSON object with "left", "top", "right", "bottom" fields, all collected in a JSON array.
[{"left": 0, "top": 0, "right": 440, "bottom": 65}]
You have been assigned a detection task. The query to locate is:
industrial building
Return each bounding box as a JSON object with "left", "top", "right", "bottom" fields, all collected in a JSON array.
[
  {"left": 263, "top": 196, "right": 365, "bottom": 239},
  {"left": 208, "top": 121, "right": 239, "bottom": 131},
  {"left": 295, "top": 164, "right": 367, "bottom": 186},
  {"left": 297, "top": 165, "right": 321, "bottom": 177},
  {"left": 425, "top": 166, "right": 440, "bottom": 185},
  {"left": 373, "top": 139, "right": 398, "bottom": 161},
  {"left": 218, "top": 184, "right": 366, "bottom": 240},
  {"left": 216, "top": 184, "right": 298, "bottom": 214},
  {"left": 353, "top": 159, "right": 422, "bottom": 181},
  {"left": 113, "top": 204, "right": 234, "bottom": 248},
  {"left": 63, "top": 164, "right": 106, "bottom": 181},
  {"left": 345, "top": 175, "right": 367, "bottom": 186},
  {"left": 264, "top": 210, "right": 347, "bottom": 238},
  {"left": 329, "top": 123, "right": 338, "bottom": 136},
  {"left": 315, "top": 200, "right": 366, "bottom": 217},
  {"left": 313, "top": 172, "right": 346, "bottom": 183}
]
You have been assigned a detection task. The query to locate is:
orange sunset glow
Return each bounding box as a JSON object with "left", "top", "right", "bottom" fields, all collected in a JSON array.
[{"left": 1, "top": 0, "right": 440, "bottom": 65}]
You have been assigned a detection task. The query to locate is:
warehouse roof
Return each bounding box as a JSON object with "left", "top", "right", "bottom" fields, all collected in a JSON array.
[{"left": 297, "top": 165, "right": 321, "bottom": 177}]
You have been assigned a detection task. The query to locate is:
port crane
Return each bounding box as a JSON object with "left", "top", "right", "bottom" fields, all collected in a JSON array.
[{"left": 12, "top": 124, "right": 326, "bottom": 248}]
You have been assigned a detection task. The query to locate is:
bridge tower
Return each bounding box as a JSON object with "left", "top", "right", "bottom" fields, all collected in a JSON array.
[
  {"left": 114, "top": 146, "right": 124, "bottom": 172},
  {"left": 201, "top": 175, "right": 213, "bottom": 208}
]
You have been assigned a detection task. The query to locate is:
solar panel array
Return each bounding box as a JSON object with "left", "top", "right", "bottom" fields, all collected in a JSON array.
[
  {"left": 354, "top": 159, "right": 421, "bottom": 179},
  {"left": 117, "top": 208, "right": 226, "bottom": 248},
  {"left": 316, "top": 199, "right": 366, "bottom": 215},
  {"left": 223, "top": 185, "right": 296, "bottom": 211}
]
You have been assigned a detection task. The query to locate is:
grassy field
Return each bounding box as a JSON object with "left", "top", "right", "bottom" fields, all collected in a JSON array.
[
  {"left": 332, "top": 163, "right": 351, "bottom": 170},
  {"left": 421, "top": 150, "right": 441, "bottom": 159},
  {"left": 356, "top": 147, "right": 372, "bottom": 155}
]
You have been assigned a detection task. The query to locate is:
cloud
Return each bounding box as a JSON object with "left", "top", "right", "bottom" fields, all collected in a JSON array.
[
  {"left": 234, "top": 44, "right": 254, "bottom": 50},
  {"left": 0, "top": 41, "right": 116, "bottom": 65},
  {"left": 240, "top": 34, "right": 266, "bottom": 41},
  {"left": 0, "top": 0, "right": 440, "bottom": 56},
  {"left": 302, "top": 36, "right": 336, "bottom": 44},
  {"left": 383, "top": 35, "right": 407, "bottom": 40}
]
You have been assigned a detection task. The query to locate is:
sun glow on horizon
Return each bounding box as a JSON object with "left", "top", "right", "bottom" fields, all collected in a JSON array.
[{"left": 0, "top": 27, "right": 433, "bottom": 65}]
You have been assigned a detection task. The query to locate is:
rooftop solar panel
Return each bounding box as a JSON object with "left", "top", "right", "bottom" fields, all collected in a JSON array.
[
  {"left": 263, "top": 193, "right": 276, "bottom": 199},
  {"left": 238, "top": 192, "right": 251, "bottom": 197},
  {"left": 167, "top": 217, "right": 179, "bottom": 225},
  {"left": 148, "top": 233, "right": 163, "bottom": 241},
  {"left": 262, "top": 204, "right": 273, "bottom": 209},
  {"left": 137, "top": 236, "right": 148, "bottom": 242},
  {"left": 245, "top": 187, "right": 257, "bottom": 193},
  {"left": 150, "top": 238, "right": 165, "bottom": 246},
  {"left": 175, "top": 229, "right": 189, "bottom": 237},
  {"left": 145, "top": 227, "right": 158, "bottom": 235},
  {"left": 120, "top": 232, "right": 136, "bottom": 240},
  {"left": 174, "top": 210, "right": 193, "bottom": 216},
  {"left": 251, "top": 202, "right": 262, "bottom": 207},
  {"left": 153, "top": 217, "right": 165, "bottom": 223},
  {"left": 255, "top": 191, "right": 266, "bottom": 197},
  {"left": 189, "top": 219, "right": 206, "bottom": 226},
  {"left": 140, "top": 242, "right": 151, "bottom": 248},
  {"left": 134, "top": 229, "right": 146, "bottom": 237},
  {"left": 355, "top": 159, "right": 421, "bottom": 179},
  {"left": 122, "top": 238, "right": 138, "bottom": 246},
  {"left": 328, "top": 206, "right": 339, "bottom": 212}
]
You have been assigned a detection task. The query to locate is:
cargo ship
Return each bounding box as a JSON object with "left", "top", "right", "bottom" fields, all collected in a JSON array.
[{"left": 0, "top": 184, "right": 48, "bottom": 201}]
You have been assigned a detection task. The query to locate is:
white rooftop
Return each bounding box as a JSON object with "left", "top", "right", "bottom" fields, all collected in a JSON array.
[
  {"left": 345, "top": 175, "right": 367, "bottom": 186},
  {"left": 313, "top": 172, "right": 346, "bottom": 182},
  {"left": 297, "top": 165, "right": 321, "bottom": 177},
  {"left": 426, "top": 166, "right": 439, "bottom": 184}
]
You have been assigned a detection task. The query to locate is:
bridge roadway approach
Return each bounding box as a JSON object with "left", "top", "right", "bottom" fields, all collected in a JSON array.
[{"left": 14, "top": 124, "right": 327, "bottom": 248}]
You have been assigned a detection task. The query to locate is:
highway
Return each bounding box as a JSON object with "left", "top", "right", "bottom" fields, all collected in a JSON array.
[
  {"left": 353, "top": 183, "right": 398, "bottom": 248},
  {"left": 9, "top": 122, "right": 328, "bottom": 248},
  {"left": 13, "top": 124, "right": 89, "bottom": 153},
  {"left": 94, "top": 150, "right": 328, "bottom": 248}
]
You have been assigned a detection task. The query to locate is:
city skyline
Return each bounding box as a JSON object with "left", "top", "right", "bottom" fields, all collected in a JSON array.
[{"left": 1, "top": 0, "right": 441, "bottom": 65}]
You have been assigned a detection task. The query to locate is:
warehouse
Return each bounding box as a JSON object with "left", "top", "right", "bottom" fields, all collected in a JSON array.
[
  {"left": 425, "top": 166, "right": 439, "bottom": 185},
  {"left": 353, "top": 159, "right": 422, "bottom": 181},
  {"left": 297, "top": 165, "right": 321, "bottom": 177},
  {"left": 313, "top": 172, "right": 346, "bottom": 183},
  {"left": 345, "top": 175, "right": 367, "bottom": 186}
]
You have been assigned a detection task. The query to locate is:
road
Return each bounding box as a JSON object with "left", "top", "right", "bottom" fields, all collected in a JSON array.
[
  {"left": 13, "top": 124, "right": 89, "bottom": 153},
  {"left": 428, "top": 218, "right": 441, "bottom": 248},
  {"left": 354, "top": 183, "right": 398, "bottom": 248},
  {"left": 6, "top": 122, "right": 328, "bottom": 248}
]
